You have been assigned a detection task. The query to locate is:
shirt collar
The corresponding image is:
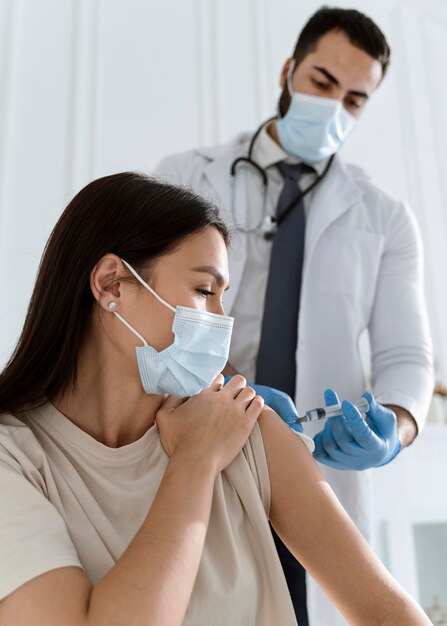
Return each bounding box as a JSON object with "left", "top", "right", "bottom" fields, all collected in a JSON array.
[{"left": 252, "top": 121, "right": 328, "bottom": 176}]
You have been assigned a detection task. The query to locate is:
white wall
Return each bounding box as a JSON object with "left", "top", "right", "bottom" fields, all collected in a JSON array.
[
  {"left": 1, "top": 0, "right": 447, "bottom": 603},
  {"left": 1, "top": 0, "right": 447, "bottom": 376},
  {"left": 414, "top": 522, "right": 447, "bottom": 608},
  {"left": 371, "top": 424, "right": 447, "bottom": 603}
]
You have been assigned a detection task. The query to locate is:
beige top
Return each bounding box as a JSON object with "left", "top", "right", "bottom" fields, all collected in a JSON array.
[{"left": 0, "top": 402, "right": 313, "bottom": 625}]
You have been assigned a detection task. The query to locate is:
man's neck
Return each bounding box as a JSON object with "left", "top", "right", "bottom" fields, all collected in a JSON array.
[{"left": 266, "top": 119, "right": 281, "bottom": 146}]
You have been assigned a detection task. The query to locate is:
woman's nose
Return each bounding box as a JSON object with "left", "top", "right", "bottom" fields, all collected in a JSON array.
[{"left": 210, "top": 301, "right": 225, "bottom": 316}]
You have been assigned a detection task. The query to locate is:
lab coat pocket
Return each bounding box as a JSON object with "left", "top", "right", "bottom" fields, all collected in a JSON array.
[{"left": 315, "top": 226, "right": 385, "bottom": 306}]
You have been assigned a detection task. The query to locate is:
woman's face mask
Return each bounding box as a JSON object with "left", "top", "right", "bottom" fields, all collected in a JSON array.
[{"left": 109, "top": 259, "right": 234, "bottom": 397}]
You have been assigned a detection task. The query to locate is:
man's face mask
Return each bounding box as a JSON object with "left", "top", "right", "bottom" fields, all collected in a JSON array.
[
  {"left": 276, "top": 62, "right": 357, "bottom": 163},
  {"left": 109, "top": 259, "right": 234, "bottom": 397}
]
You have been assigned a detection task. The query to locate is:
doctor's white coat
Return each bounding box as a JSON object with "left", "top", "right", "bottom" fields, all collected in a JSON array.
[{"left": 154, "top": 132, "right": 434, "bottom": 626}]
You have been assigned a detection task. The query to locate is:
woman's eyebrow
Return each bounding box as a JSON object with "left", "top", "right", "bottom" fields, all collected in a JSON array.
[{"left": 191, "top": 266, "right": 230, "bottom": 290}]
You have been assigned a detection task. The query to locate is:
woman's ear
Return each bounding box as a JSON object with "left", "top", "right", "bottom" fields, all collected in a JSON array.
[{"left": 90, "top": 254, "right": 125, "bottom": 311}]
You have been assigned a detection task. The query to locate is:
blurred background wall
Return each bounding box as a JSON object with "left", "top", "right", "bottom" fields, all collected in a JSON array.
[{"left": 1, "top": 0, "right": 447, "bottom": 613}]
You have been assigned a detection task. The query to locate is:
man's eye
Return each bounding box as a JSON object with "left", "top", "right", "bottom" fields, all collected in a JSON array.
[
  {"left": 347, "top": 99, "right": 361, "bottom": 110},
  {"left": 313, "top": 79, "right": 330, "bottom": 90}
]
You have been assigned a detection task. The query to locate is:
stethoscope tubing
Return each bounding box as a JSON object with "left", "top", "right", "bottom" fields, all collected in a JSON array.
[{"left": 230, "top": 118, "right": 334, "bottom": 236}]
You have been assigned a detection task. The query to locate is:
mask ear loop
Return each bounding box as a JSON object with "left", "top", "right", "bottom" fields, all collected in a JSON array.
[
  {"left": 120, "top": 258, "right": 176, "bottom": 313},
  {"left": 108, "top": 301, "right": 148, "bottom": 346}
]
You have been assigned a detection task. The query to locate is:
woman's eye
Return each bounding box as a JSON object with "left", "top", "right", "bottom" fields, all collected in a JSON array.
[{"left": 196, "top": 289, "right": 214, "bottom": 298}]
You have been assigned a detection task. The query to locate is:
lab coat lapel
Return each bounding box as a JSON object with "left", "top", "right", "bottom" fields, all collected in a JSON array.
[
  {"left": 305, "top": 156, "right": 364, "bottom": 263},
  {"left": 201, "top": 133, "right": 252, "bottom": 312},
  {"left": 201, "top": 133, "right": 250, "bottom": 224}
]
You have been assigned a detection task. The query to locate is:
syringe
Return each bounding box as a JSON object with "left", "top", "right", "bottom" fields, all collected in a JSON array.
[{"left": 294, "top": 397, "right": 370, "bottom": 423}]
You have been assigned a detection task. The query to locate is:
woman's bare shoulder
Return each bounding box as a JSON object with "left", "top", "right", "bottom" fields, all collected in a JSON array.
[{"left": 257, "top": 407, "right": 318, "bottom": 470}]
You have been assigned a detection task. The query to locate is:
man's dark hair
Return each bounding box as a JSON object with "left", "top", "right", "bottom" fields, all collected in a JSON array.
[
  {"left": 293, "top": 6, "right": 391, "bottom": 76},
  {"left": 277, "top": 7, "right": 391, "bottom": 116}
]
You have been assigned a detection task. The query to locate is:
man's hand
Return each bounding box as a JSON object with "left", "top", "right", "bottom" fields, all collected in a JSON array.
[
  {"left": 223, "top": 376, "right": 303, "bottom": 433},
  {"left": 313, "top": 389, "right": 401, "bottom": 470}
]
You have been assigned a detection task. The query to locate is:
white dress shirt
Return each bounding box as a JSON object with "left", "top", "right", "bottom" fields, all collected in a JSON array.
[{"left": 229, "top": 125, "right": 327, "bottom": 380}]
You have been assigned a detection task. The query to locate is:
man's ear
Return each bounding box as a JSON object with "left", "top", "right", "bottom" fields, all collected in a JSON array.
[
  {"left": 90, "top": 254, "right": 125, "bottom": 311},
  {"left": 279, "top": 58, "right": 294, "bottom": 89}
]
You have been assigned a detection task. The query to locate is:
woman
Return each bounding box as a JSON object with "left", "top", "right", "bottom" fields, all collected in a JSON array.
[{"left": 0, "top": 173, "right": 429, "bottom": 626}]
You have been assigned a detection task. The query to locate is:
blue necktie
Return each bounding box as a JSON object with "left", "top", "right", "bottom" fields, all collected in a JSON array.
[
  {"left": 255, "top": 162, "right": 308, "bottom": 398},
  {"left": 257, "top": 161, "right": 311, "bottom": 626}
]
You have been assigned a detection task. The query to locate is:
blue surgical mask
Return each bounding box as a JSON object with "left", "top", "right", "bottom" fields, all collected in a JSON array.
[
  {"left": 111, "top": 259, "right": 234, "bottom": 397},
  {"left": 276, "top": 62, "right": 356, "bottom": 163}
]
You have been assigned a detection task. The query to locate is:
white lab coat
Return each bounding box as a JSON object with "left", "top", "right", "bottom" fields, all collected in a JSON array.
[{"left": 155, "top": 132, "right": 434, "bottom": 625}]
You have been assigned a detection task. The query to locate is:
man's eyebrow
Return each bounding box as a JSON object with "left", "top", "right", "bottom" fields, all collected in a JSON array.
[
  {"left": 191, "top": 266, "right": 230, "bottom": 290},
  {"left": 313, "top": 66, "right": 340, "bottom": 86},
  {"left": 312, "top": 66, "right": 369, "bottom": 100},
  {"left": 348, "top": 89, "right": 369, "bottom": 100}
]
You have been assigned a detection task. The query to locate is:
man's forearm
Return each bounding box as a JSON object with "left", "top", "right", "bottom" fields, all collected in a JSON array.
[{"left": 385, "top": 404, "right": 418, "bottom": 448}]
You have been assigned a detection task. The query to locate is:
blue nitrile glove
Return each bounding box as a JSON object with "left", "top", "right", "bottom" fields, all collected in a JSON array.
[
  {"left": 223, "top": 376, "right": 303, "bottom": 433},
  {"left": 313, "top": 389, "right": 401, "bottom": 470}
]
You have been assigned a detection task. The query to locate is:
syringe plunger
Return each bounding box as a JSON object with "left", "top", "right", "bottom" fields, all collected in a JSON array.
[{"left": 294, "top": 397, "right": 370, "bottom": 423}]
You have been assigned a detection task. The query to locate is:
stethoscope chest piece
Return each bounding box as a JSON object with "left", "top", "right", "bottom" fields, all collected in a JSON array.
[{"left": 261, "top": 215, "right": 277, "bottom": 240}]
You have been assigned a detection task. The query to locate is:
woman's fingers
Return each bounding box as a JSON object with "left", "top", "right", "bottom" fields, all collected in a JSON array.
[
  {"left": 157, "top": 375, "right": 263, "bottom": 474},
  {"left": 223, "top": 374, "right": 247, "bottom": 398},
  {"left": 235, "top": 385, "right": 257, "bottom": 407},
  {"left": 210, "top": 374, "right": 225, "bottom": 391},
  {"left": 245, "top": 395, "right": 264, "bottom": 419},
  {"left": 219, "top": 375, "right": 262, "bottom": 415},
  {"left": 160, "top": 395, "right": 186, "bottom": 414}
]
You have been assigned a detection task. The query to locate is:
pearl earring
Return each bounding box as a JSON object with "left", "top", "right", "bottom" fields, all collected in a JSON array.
[{"left": 108, "top": 301, "right": 117, "bottom": 311}]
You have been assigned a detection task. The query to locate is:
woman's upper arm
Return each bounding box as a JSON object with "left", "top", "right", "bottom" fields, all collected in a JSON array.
[
  {"left": 0, "top": 567, "right": 91, "bottom": 626},
  {"left": 258, "top": 407, "right": 415, "bottom": 625},
  {"left": 0, "top": 449, "right": 89, "bottom": 624}
]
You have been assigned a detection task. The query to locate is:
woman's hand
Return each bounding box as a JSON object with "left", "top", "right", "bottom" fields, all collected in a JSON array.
[{"left": 156, "top": 374, "right": 264, "bottom": 475}]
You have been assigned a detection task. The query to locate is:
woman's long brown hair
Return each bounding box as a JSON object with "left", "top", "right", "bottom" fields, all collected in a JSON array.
[{"left": 0, "top": 172, "right": 229, "bottom": 415}]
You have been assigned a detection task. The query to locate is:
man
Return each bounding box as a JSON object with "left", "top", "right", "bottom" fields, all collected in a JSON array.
[{"left": 155, "top": 7, "right": 433, "bottom": 625}]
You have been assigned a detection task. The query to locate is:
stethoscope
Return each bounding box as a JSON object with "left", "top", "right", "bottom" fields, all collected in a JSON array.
[{"left": 230, "top": 117, "right": 335, "bottom": 240}]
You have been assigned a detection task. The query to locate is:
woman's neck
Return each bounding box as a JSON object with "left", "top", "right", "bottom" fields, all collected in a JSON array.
[{"left": 51, "top": 330, "right": 164, "bottom": 448}]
